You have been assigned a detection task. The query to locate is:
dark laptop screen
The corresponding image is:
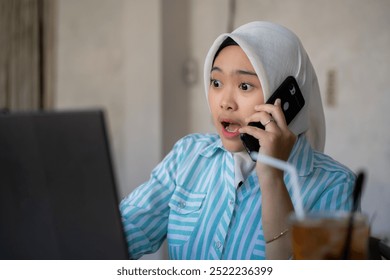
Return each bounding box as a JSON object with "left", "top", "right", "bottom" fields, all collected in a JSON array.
[{"left": 0, "top": 110, "right": 129, "bottom": 259}]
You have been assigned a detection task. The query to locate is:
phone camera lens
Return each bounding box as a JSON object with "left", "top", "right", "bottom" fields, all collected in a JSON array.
[
  {"left": 289, "top": 85, "right": 296, "bottom": 95},
  {"left": 283, "top": 101, "right": 290, "bottom": 111}
]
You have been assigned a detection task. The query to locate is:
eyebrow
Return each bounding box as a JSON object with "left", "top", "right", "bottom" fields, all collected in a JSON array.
[
  {"left": 211, "top": 66, "right": 222, "bottom": 73},
  {"left": 211, "top": 66, "right": 257, "bottom": 77},
  {"left": 236, "top": 70, "right": 257, "bottom": 76}
]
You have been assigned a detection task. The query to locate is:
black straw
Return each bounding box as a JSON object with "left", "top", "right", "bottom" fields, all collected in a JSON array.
[{"left": 341, "top": 171, "right": 365, "bottom": 259}]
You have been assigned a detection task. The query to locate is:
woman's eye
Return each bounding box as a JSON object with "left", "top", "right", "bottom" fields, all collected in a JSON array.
[
  {"left": 210, "top": 79, "right": 222, "bottom": 88},
  {"left": 239, "top": 83, "right": 253, "bottom": 91}
]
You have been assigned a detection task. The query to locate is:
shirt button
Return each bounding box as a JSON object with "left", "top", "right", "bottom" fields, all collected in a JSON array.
[
  {"left": 229, "top": 199, "right": 234, "bottom": 206},
  {"left": 178, "top": 201, "right": 186, "bottom": 208},
  {"left": 215, "top": 241, "right": 222, "bottom": 249}
]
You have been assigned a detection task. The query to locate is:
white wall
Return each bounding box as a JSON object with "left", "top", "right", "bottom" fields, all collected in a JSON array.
[
  {"left": 56, "top": 0, "right": 161, "bottom": 199},
  {"left": 189, "top": 0, "right": 390, "bottom": 242}
]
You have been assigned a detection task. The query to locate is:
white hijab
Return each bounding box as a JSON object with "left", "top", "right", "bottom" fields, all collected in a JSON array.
[{"left": 204, "top": 21, "right": 325, "bottom": 152}]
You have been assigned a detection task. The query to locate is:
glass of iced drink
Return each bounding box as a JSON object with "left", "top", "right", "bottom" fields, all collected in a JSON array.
[{"left": 289, "top": 212, "right": 370, "bottom": 260}]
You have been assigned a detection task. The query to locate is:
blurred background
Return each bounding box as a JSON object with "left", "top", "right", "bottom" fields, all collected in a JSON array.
[{"left": 1, "top": 0, "right": 389, "bottom": 259}]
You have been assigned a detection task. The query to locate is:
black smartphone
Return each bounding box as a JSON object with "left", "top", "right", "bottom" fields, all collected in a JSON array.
[{"left": 240, "top": 76, "right": 305, "bottom": 159}]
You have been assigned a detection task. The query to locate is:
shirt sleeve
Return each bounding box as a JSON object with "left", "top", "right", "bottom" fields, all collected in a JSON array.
[
  {"left": 119, "top": 137, "right": 186, "bottom": 259},
  {"left": 309, "top": 169, "right": 355, "bottom": 212}
]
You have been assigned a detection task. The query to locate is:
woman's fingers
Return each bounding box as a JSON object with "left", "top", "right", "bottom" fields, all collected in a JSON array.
[
  {"left": 239, "top": 98, "right": 296, "bottom": 160},
  {"left": 245, "top": 99, "right": 288, "bottom": 130}
]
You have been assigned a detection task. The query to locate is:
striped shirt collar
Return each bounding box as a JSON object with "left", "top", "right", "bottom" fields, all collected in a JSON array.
[
  {"left": 199, "top": 135, "right": 226, "bottom": 158},
  {"left": 199, "top": 134, "right": 314, "bottom": 177}
]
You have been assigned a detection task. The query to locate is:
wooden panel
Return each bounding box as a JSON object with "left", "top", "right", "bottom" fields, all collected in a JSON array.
[{"left": 0, "top": 0, "right": 55, "bottom": 111}]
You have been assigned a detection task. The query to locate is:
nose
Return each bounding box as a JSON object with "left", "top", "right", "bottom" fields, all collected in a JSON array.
[{"left": 220, "top": 89, "right": 237, "bottom": 111}]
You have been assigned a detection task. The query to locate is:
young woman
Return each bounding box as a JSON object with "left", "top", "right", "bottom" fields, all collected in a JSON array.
[{"left": 120, "top": 21, "right": 355, "bottom": 259}]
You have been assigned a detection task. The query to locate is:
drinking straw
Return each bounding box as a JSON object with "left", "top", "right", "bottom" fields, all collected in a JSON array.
[{"left": 251, "top": 152, "right": 305, "bottom": 220}]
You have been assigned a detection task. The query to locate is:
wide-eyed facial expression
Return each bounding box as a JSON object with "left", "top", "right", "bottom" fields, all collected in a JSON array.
[{"left": 208, "top": 45, "right": 264, "bottom": 152}]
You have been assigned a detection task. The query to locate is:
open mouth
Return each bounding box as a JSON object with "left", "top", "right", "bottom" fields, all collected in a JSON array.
[{"left": 221, "top": 121, "right": 241, "bottom": 134}]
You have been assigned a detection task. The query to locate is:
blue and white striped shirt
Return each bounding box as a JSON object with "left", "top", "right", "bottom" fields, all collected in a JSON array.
[{"left": 120, "top": 134, "right": 355, "bottom": 259}]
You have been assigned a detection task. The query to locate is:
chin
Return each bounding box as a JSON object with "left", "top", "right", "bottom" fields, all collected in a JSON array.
[{"left": 221, "top": 138, "right": 245, "bottom": 153}]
